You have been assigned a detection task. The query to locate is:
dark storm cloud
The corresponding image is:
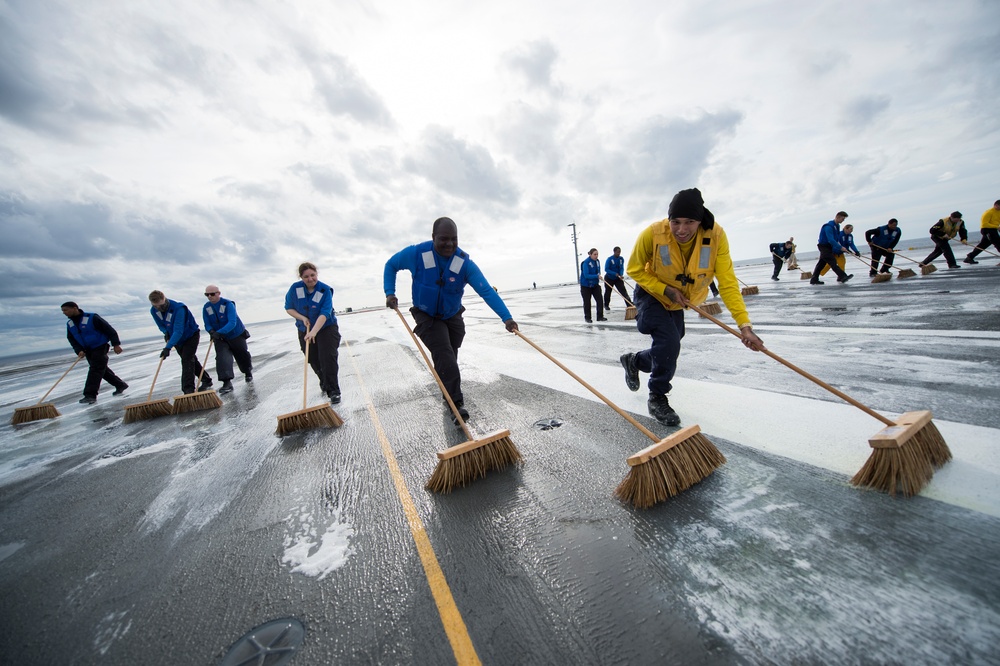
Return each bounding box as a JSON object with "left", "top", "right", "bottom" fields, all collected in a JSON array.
[
  {"left": 569, "top": 110, "right": 744, "bottom": 197},
  {"left": 839, "top": 95, "right": 891, "bottom": 131},
  {"left": 0, "top": 191, "right": 211, "bottom": 264},
  {"left": 403, "top": 126, "right": 520, "bottom": 205},
  {"left": 288, "top": 163, "right": 350, "bottom": 196},
  {"left": 503, "top": 39, "right": 561, "bottom": 93},
  {"left": 0, "top": 4, "right": 165, "bottom": 139},
  {"left": 303, "top": 51, "right": 394, "bottom": 127}
]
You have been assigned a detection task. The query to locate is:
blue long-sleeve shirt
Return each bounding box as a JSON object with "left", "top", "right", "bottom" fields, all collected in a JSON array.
[
  {"left": 579, "top": 258, "right": 601, "bottom": 287},
  {"left": 604, "top": 255, "right": 625, "bottom": 280},
  {"left": 817, "top": 220, "right": 843, "bottom": 253},
  {"left": 840, "top": 231, "right": 860, "bottom": 255}
]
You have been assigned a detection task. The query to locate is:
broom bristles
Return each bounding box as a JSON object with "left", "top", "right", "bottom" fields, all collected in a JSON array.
[
  {"left": 615, "top": 426, "right": 726, "bottom": 509},
  {"left": 850, "top": 410, "right": 951, "bottom": 496},
  {"left": 171, "top": 390, "right": 224, "bottom": 414},
  {"left": 275, "top": 403, "right": 343, "bottom": 435},
  {"left": 10, "top": 403, "right": 60, "bottom": 425},
  {"left": 800, "top": 271, "right": 813, "bottom": 279},
  {"left": 699, "top": 302, "right": 723, "bottom": 316},
  {"left": 741, "top": 286, "right": 759, "bottom": 295},
  {"left": 872, "top": 273, "right": 892, "bottom": 283},
  {"left": 920, "top": 264, "right": 937, "bottom": 275},
  {"left": 123, "top": 399, "right": 173, "bottom": 423},
  {"left": 425, "top": 430, "right": 522, "bottom": 493},
  {"left": 625, "top": 306, "right": 637, "bottom": 320},
  {"left": 896, "top": 268, "right": 916, "bottom": 279}
]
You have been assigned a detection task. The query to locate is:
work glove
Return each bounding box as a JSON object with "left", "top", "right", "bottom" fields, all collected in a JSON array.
[
  {"left": 160, "top": 347, "right": 171, "bottom": 359},
  {"left": 386, "top": 295, "right": 399, "bottom": 309},
  {"left": 210, "top": 331, "right": 225, "bottom": 341}
]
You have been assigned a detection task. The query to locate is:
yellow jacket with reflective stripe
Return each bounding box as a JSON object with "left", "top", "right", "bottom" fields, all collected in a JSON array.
[{"left": 626, "top": 219, "right": 751, "bottom": 328}]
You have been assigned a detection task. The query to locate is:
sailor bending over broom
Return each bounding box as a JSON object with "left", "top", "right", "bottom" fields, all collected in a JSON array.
[
  {"left": 620, "top": 188, "right": 765, "bottom": 426},
  {"left": 384, "top": 216, "right": 518, "bottom": 424}
]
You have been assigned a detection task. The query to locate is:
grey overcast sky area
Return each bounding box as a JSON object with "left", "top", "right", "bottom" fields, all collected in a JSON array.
[{"left": 1, "top": 0, "right": 998, "bottom": 356}]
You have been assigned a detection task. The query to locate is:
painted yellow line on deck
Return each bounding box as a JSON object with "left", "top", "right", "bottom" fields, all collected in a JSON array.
[{"left": 345, "top": 341, "right": 481, "bottom": 666}]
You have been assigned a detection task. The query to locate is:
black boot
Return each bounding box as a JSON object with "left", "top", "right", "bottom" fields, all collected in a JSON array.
[{"left": 647, "top": 394, "right": 680, "bottom": 426}]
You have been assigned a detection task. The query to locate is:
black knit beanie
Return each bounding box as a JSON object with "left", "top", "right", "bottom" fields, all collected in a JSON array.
[{"left": 668, "top": 188, "right": 705, "bottom": 222}]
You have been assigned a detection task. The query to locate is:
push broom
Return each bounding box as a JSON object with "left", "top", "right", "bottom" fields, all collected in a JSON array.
[
  {"left": 875, "top": 244, "right": 935, "bottom": 275},
  {"left": 604, "top": 277, "right": 637, "bottom": 320},
  {"left": 172, "top": 338, "right": 224, "bottom": 414},
  {"left": 737, "top": 276, "right": 759, "bottom": 295},
  {"left": 275, "top": 331, "right": 343, "bottom": 435},
  {"left": 688, "top": 303, "right": 951, "bottom": 496},
  {"left": 512, "top": 330, "right": 724, "bottom": 508},
  {"left": 10, "top": 355, "right": 83, "bottom": 425},
  {"left": 847, "top": 252, "right": 893, "bottom": 283},
  {"left": 777, "top": 252, "right": 813, "bottom": 280},
  {"left": 123, "top": 355, "right": 173, "bottom": 423},
  {"left": 392, "top": 308, "right": 521, "bottom": 493},
  {"left": 865, "top": 246, "right": 915, "bottom": 279}
]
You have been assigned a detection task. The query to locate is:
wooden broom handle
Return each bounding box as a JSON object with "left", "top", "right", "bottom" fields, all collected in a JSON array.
[
  {"left": 147, "top": 355, "right": 166, "bottom": 401},
  {"left": 195, "top": 337, "right": 214, "bottom": 387},
  {"left": 872, "top": 244, "right": 920, "bottom": 265},
  {"left": 302, "top": 330, "right": 310, "bottom": 410},
  {"left": 852, "top": 250, "right": 902, "bottom": 273},
  {"left": 37, "top": 355, "right": 84, "bottom": 404},
  {"left": 513, "top": 330, "right": 660, "bottom": 443},
  {"left": 393, "top": 308, "right": 475, "bottom": 440},
  {"left": 687, "top": 304, "right": 894, "bottom": 427},
  {"left": 602, "top": 277, "right": 635, "bottom": 307}
]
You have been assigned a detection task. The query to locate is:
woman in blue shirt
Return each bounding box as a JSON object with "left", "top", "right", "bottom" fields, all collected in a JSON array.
[{"left": 284, "top": 262, "right": 341, "bottom": 404}]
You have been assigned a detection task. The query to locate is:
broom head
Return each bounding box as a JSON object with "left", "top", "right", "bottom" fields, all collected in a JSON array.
[
  {"left": 123, "top": 398, "right": 173, "bottom": 423},
  {"left": 425, "top": 429, "right": 522, "bottom": 493},
  {"left": 615, "top": 425, "right": 726, "bottom": 509},
  {"left": 11, "top": 403, "right": 60, "bottom": 425},
  {"left": 850, "top": 410, "right": 951, "bottom": 497},
  {"left": 171, "top": 390, "right": 224, "bottom": 415},
  {"left": 920, "top": 264, "right": 937, "bottom": 275},
  {"left": 699, "top": 302, "right": 723, "bottom": 316},
  {"left": 625, "top": 305, "right": 637, "bottom": 320},
  {"left": 740, "top": 286, "right": 759, "bottom": 295},
  {"left": 800, "top": 271, "right": 813, "bottom": 279},
  {"left": 896, "top": 268, "right": 916, "bottom": 279},
  {"left": 871, "top": 273, "right": 892, "bottom": 283},
  {"left": 275, "top": 402, "right": 343, "bottom": 435}
]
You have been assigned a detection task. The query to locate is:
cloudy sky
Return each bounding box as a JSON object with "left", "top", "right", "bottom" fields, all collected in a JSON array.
[{"left": 1, "top": 0, "right": 998, "bottom": 356}]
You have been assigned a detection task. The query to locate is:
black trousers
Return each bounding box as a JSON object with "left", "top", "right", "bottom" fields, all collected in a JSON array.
[
  {"left": 869, "top": 247, "right": 895, "bottom": 273},
  {"left": 603, "top": 276, "right": 629, "bottom": 308},
  {"left": 921, "top": 238, "right": 958, "bottom": 267},
  {"left": 81, "top": 344, "right": 127, "bottom": 398},
  {"left": 771, "top": 256, "right": 784, "bottom": 278},
  {"left": 298, "top": 324, "right": 341, "bottom": 395},
  {"left": 176, "top": 331, "right": 212, "bottom": 394},
  {"left": 214, "top": 334, "right": 252, "bottom": 382},
  {"left": 632, "top": 287, "right": 686, "bottom": 396},
  {"left": 580, "top": 285, "right": 604, "bottom": 321},
  {"left": 968, "top": 229, "right": 1000, "bottom": 258},
  {"left": 812, "top": 244, "right": 849, "bottom": 281},
  {"left": 411, "top": 308, "right": 465, "bottom": 404}
]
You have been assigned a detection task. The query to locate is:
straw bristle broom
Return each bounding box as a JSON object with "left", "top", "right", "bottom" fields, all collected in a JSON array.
[
  {"left": 512, "top": 330, "right": 724, "bottom": 508},
  {"left": 10, "top": 355, "right": 82, "bottom": 425},
  {"left": 690, "top": 304, "right": 951, "bottom": 496},
  {"left": 877, "top": 244, "right": 936, "bottom": 275},
  {"left": 737, "top": 276, "right": 759, "bottom": 295},
  {"left": 604, "top": 277, "right": 637, "bottom": 320},
  {"left": 276, "top": 333, "right": 343, "bottom": 435},
  {"left": 391, "top": 308, "right": 520, "bottom": 493},
  {"left": 699, "top": 302, "right": 723, "bottom": 316},
  {"left": 123, "top": 356, "right": 173, "bottom": 423},
  {"left": 172, "top": 339, "right": 224, "bottom": 414},
  {"left": 847, "top": 252, "right": 893, "bottom": 283}
]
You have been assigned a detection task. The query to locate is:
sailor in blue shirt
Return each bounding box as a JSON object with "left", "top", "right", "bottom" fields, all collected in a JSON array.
[
  {"left": 61, "top": 301, "right": 129, "bottom": 404},
  {"left": 203, "top": 285, "right": 253, "bottom": 394},
  {"left": 385, "top": 216, "right": 518, "bottom": 422},
  {"left": 865, "top": 218, "right": 901, "bottom": 275},
  {"left": 149, "top": 290, "right": 213, "bottom": 395},
  {"left": 284, "top": 263, "right": 341, "bottom": 403},
  {"left": 810, "top": 211, "right": 853, "bottom": 285},
  {"left": 603, "top": 246, "right": 630, "bottom": 310},
  {"left": 579, "top": 248, "right": 605, "bottom": 322}
]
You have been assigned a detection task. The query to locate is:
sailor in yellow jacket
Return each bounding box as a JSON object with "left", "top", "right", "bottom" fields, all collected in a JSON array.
[
  {"left": 963, "top": 200, "right": 1000, "bottom": 264},
  {"left": 620, "top": 188, "right": 765, "bottom": 426}
]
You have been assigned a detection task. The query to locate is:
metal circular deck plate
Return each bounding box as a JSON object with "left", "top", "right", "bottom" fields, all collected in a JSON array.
[
  {"left": 533, "top": 418, "right": 564, "bottom": 431},
  {"left": 220, "top": 618, "right": 305, "bottom": 666}
]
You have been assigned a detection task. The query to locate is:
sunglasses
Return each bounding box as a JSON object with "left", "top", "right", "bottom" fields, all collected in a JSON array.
[{"left": 205, "top": 292, "right": 219, "bottom": 297}]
